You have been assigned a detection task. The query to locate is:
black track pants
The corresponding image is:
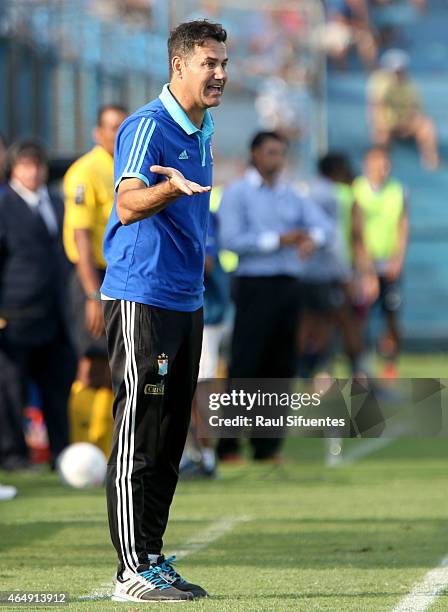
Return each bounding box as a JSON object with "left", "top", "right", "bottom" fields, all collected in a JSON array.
[
  {"left": 217, "top": 276, "right": 300, "bottom": 460},
  {"left": 103, "top": 300, "right": 203, "bottom": 573}
]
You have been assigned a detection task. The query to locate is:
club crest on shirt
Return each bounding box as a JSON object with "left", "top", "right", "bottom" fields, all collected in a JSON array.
[
  {"left": 75, "top": 184, "right": 85, "bottom": 205},
  {"left": 157, "top": 353, "right": 168, "bottom": 377}
]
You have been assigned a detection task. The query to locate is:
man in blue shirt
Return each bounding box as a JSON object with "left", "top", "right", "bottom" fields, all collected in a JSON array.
[
  {"left": 217, "top": 131, "right": 329, "bottom": 462},
  {"left": 101, "top": 20, "right": 228, "bottom": 602}
]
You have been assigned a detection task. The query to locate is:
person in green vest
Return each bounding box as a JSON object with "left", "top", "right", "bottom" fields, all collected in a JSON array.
[
  {"left": 353, "top": 145, "right": 409, "bottom": 377},
  {"left": 299, "top": 152, "right": 378, "bottom": 381}
]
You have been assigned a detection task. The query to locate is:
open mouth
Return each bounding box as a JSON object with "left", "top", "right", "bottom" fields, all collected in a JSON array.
[{"left": 207, "top": 84, "right": 223, "bottom": 94}]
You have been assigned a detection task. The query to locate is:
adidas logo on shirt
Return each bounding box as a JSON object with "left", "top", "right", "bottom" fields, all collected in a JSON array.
[{"left": 178, "top": 150, "right": 189, "bottom": 160}]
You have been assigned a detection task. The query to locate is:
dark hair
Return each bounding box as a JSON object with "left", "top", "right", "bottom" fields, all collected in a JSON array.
[
  {"left": 7, "top": 140, "right": 48, "bottom": 170},
  {"left": 168, "top": 20, "right": 227, "bottom": 74},
  {"left": 97, "top": 104, "right": 128, "bottom": 127},
  {"left": 250, "top": 131, "right": 288, "bottom": 151},
  {"left": 318, "top": 152, "right": 353, "bottom": 180}
]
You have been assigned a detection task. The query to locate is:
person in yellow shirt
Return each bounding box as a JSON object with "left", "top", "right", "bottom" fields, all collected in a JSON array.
[{"left": 64, "top": 105, "right": 127, "bottom": 454}]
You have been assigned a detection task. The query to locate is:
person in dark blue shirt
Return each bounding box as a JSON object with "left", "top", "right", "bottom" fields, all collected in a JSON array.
[
  {"left": 0, "top": 141, "right": 76, "bottom": 469},
  {"left": 102, "top": 20, "right": 228, "bottom": 603}
]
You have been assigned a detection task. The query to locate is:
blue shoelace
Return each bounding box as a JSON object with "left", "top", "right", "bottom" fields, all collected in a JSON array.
[
  {"left": 159, "top": 556, "right": 186, "bottom": 585},
  {"left": 139, "top": 566, "right": 171, "bottom": 590}
]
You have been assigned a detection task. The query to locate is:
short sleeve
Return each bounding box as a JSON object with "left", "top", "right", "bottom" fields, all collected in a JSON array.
[
  {"left": 114, "top": 116, "right": 161, "bottom": 190},
  {"left": 63, "top": 168, "right": 96, "bottom": 230},
  {"left": 366, "top": 70, "right": 392, "bottom": 104}
]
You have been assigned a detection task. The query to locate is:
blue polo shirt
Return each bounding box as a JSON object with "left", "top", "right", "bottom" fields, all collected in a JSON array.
[{"left": 101, "top": 84, "right": 214, "bottom": 311}]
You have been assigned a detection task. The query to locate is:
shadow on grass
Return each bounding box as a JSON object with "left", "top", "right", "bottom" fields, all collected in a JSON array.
[
  {"left": 0, "top": 470, "right": 107, "bottom": 500},
  {"left": 176, "top": 517, "right": 448, "bottom": 570},
  {"left": 180, "top": 464, "right": 354, "bottom": 488},
  {"left": 0, "top": 517, "right": 243, "bottom": 555},
  {"left": 0, "top": 520, "right": 109, "bottom": 554}
]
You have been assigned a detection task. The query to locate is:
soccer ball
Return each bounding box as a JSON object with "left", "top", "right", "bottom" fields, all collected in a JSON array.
[{"left": 57, "top": 442, "right": 107, "bottom": 489}]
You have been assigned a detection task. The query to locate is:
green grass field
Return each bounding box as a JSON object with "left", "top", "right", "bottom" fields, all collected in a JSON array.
[{"left": 1, "top": 354, "right": 448, "bottom": 611}]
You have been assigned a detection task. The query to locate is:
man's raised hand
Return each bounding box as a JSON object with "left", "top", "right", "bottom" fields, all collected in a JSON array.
[{"left": 150, "top": 165, "right": 211, "bottom": 196}]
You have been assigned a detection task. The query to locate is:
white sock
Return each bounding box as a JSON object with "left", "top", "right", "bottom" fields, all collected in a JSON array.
[
  {"left": 147, "top": 553, "right": 160, "bottom": 565},
  {"left": 201, "top": 447, "right": 216, "bottom": 472}
]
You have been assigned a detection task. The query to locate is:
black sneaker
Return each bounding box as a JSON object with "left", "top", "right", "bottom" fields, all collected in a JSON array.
[
  {"left": 112, "top": 564, "right": 193, "bottom": 602},
  {"left": 154, "top": 555, "right": 208, "bottom": 599}
]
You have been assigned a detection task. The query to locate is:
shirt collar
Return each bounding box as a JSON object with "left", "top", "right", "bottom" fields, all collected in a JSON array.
[
  {"left": 367, "top": 178, "right": 386, "bottom": 193},
  {"left": 93, "top": 144, "right": 114, "bottom": 165},
  {"left": 159, "top": 84, "right": 214, "bottom": 139},
  {"left": 10, "top": 178, "right": 49, "bottom": 207},
  {"left": 245, "top": 167, "right": 282, "bottom": 189},
  {"left": 245, "top": 167, "right": 263, "bottom": 188},
  {"left": 245, "top": 167, "right": 292, "bottom": 196}
]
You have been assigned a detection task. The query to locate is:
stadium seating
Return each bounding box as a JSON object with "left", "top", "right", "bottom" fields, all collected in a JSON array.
[{"left": 327, "top": 2, "right": 448, "bottom": 347}]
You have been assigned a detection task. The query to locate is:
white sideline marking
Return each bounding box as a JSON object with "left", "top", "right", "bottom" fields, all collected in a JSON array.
[
  {"left": 393, "top": 555, "right": 448, "bottom": 612},
  {"left": 329, "top": 424, "right": 411, "bottom": 467},
  {"left": 174, "top": 515, "right": 251, "bottom": 559},
  {"left": 337, "top": 437, "right": 397, "bottom": 465},
  {"left": 79, "top": 515, "right": 251, "bottom": 601}
]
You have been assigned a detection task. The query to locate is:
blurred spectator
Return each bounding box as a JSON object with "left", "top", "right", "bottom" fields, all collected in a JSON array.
[
  {"left": 94, "top": 0, "right": 154, "bottom": 27},
  {"left": 367, "top": 49, "right": 440, "bottom": 170},
  {"left": 187, "top": 0, "right": 221, "bottom": 21},
  {"left": 244, "top": 9, "right": 287, "bottom": 76},
  {"left": 197, "top": 210, "right": 229, "bottom": 475},
  {"left": 217, "top": 131, "right": 329, "bottom": 462},
  {"left": 410, "top": 0, "right": 426, "bottom": 8},
  {"left": 370, "top": 0, "right": 427, "bottom": 47},
  {"left": 322, "top": 0, "right": 378, "bottom": 69},
  {"left": 275, "top": 5, "right": 307, "bottom": 39},
  {"left": 181, "top": 204, "right": 230, "bottom": 479},
  {"left": 353, "top": 146, "right": 409, "bottom": 377},
  {"left": 63, "top": 105, "right": 127, "bottom": 456},
  {"left": 255, "top": 77, "right": 303, "bottom": 141},
  {"left": 0, "top": 349, "right": 26, "bottom": 470},
  {"left": 0, "top": 141, "right": 76, "bottom": 467},
  {"left": 200, "top": 209, "right": 230, "bottom": 383},
  {"left": 298, "top": 153, "right": 377, "bottom": 378},
  {"left": 187, "top": 1, "right": 237, "bottom": 49}
]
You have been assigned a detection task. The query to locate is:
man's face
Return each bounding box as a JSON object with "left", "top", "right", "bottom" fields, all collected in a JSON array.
[
  {"left": 364, "top": 150, "right": 390, "bottom": 184},
  {"left": 252, "top": 138, "right": 287, "bottom": 177},
  {"left": 11, "top": 156, "right": 47, "bottom": 192},
  {"left": 94, "top": 109, "right": 127, "bottom": 156},
  {"left": 176, "top": 39, "right": 228, "bottom": 110}
]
